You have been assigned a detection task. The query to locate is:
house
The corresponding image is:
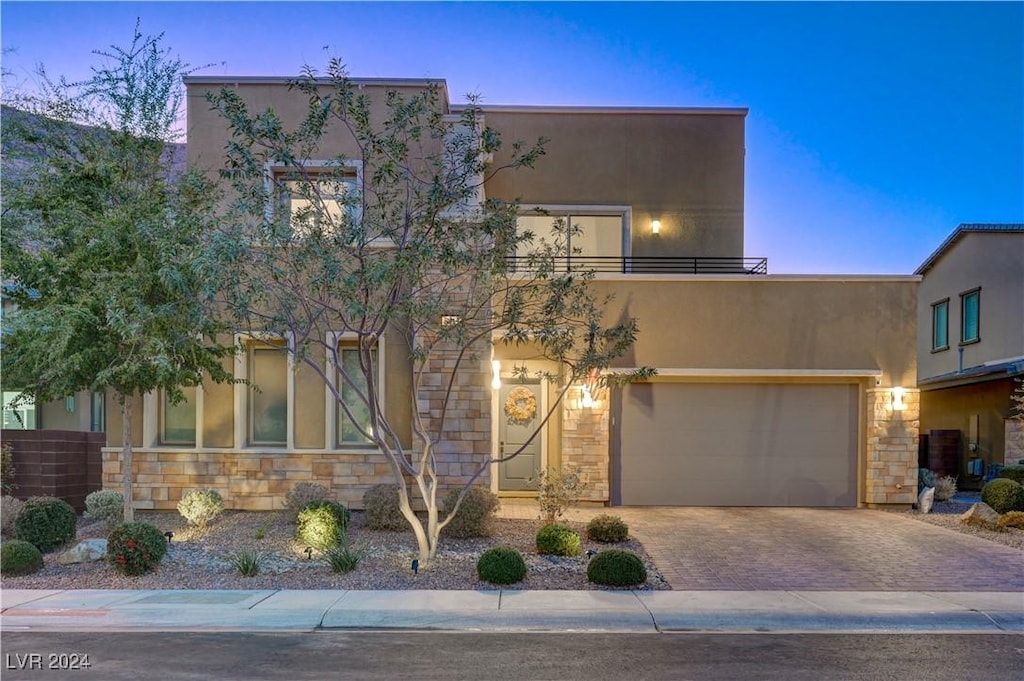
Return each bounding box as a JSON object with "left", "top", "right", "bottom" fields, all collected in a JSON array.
[
  {"left": 915, "top": 224, "right": 1024, "bottom": 486},
  {"left": 101, "top": 76, "right": 920, "bottom": 511}
]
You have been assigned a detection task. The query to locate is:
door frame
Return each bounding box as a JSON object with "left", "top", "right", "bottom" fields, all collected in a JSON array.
[{"left": 491, "top": 362, "right": 551, "bottom": 495}]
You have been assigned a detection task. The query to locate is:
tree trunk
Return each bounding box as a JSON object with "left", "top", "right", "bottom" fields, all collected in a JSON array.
[{"left": 121, "top": 394, "right": 134, "bottom": 523}]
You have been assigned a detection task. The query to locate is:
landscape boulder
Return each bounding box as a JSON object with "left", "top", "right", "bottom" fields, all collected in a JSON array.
[
  {"left": 959, "top": 503, "right": 1000, "bottom": 529},
  {"left": 57, "top": 538, "right": 108, "bottom": 565}
]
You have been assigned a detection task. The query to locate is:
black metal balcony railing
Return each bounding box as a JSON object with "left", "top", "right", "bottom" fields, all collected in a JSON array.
[{"left": 506, "top": 256, "right": 768, "bottom": 275}]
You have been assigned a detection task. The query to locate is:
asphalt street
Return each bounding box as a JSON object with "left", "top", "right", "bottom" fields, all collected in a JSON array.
[{"left": 3, "top": 632, "right": 1022, "bottom": 681}]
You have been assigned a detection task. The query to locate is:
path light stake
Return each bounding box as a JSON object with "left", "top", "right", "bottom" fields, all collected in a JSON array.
[
  {"left": 586, "top": 549, "right": 597, "bottom": 559},
  {"left": 164, "top": 531, "right": 173, "bottom": 544},
  {"left": 411, "top": 559, "right": 419, "bottom": 575},
  {"left": 304, "top": 547, "right": 313, "bottom": 560}
]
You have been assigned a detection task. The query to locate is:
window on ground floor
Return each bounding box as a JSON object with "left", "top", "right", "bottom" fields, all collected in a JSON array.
[
  {"left": 161, "top": 386, "right": 197, "bottom": 446},
  {"left": 249, "top": 341, "right": 289, "bottom": 446},
  {"left": 1, "top": 391, "right": 36, "bottom": 429},
  {"left": 335, "top": 340, "right": 380, "bottom": 447}
]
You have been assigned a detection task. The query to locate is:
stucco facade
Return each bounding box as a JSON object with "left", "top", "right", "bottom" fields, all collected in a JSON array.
[{"left": 102, "top": 77, "right": 920, "bottom": 510}]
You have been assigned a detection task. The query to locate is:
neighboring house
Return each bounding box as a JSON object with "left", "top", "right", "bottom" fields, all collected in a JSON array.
[
  {"left": 102, "top": 77, "right": 920, "bottom": 511},
  {"left": 915, "top": 224, "right": 1024, "bottom": 485}
]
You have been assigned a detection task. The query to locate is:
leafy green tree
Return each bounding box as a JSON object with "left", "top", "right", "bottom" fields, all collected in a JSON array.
[
  {"left": 204, "top": 60, "right": 651, "bottom": 563},
  {"left": 1, "top": 25, "right": 233, "bottom": 522}
]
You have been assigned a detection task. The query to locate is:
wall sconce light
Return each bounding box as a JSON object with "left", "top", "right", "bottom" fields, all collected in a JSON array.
[
  {"left": 651, "top": 219, "right": 661, "bottom": 235},
  {"left": 491, "top": 360, "right": 502, "bottom": 390},
  {"left": 581, "top": 387, "right": 595, "bottom": 409},
  {"left": 890, "top": 387, "right": 906, "bottom": 411}
]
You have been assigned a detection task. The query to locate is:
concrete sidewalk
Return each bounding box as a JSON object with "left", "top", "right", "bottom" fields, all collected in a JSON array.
[{"left": 2, "top": 589, "right": 1021, "bottom": 633}]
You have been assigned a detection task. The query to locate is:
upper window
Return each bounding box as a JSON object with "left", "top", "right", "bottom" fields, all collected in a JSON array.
[
  {"left": 931, "top": 299, "right": 949, "bottom": 351},
  {"left": 515, "top": 209, "right": 626, "bottom": 267},
  {"left": 267, "top": 161, "right": 362, "bottom": 238},
  {"left": 248, "top": 340, "right": 289, "bottom": 446},
  {"left": 960, "top": 288, "right": 981, "bottom": 344},
  {"left": 336, "top": 341, "right": 379, "bottom": 446}
]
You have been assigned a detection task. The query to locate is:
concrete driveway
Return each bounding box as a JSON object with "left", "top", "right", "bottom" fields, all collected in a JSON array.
[
  {"left": 501, "top": 503, "right": 1024, "bottom": 591},
  {"left": 613, "top": 507, "right": 1024, "bottom": 591}
]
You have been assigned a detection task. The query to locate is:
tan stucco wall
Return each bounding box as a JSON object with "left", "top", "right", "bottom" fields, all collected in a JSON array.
[
  {"left": 594, "top": 276, "right": 918, "bottom": 387},
  {"left": 482, "top": 109, "right": 746, "bottom": 260},
  {"left": 918, "top": 232, "right": 1024, "bottom": 381},
  {"left": 37, "top": 392, "right": 94, "bottom": 431}
]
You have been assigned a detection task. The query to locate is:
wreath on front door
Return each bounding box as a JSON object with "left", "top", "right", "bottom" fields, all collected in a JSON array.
[{"left": 504, "top": 386, "right": 538, "bottom": 425}]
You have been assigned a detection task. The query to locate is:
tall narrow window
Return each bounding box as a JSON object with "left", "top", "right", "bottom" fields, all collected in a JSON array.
[
  {"left": 931, "top": 299, "right": 949, "bottom": 351},
  {"left": 960, "top": 288, "right": 980, "bottom": 344},
  {"left": 337, "top": 343, "right": 377, "bottom": 446},
  {"left": 249, "top": 344, "right": 288, "bottom": 446},
  {"left": 161, "top": 386, "right": 197, "bottom": 445}
]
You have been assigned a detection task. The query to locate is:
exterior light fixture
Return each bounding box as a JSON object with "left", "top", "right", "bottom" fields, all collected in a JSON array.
[
  {"left": 581, "top": 387, "right": 595, "bottom": 409},
  {"left": 651, "top": 219, "right": 661, "bottom": 235},
  {"left": 491, "top": 360, "right": 502, "bottom": 390},
  {"left": 890, "top": 387, "right": 907, "bottom": 411}
]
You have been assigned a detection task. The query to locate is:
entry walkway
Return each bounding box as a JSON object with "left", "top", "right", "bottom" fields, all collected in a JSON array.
[
  {"left": 2, "top": 588, "right": 1021, "bottom": 633},
  {"left": 498, "top": 503, "right": 1024, "bottom": 591}
]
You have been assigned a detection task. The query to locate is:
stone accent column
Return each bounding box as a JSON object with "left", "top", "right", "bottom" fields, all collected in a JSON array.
[
  {"left": 863, "top": 388, "right": 920, "bottom": 506},
  {"left": 1005, "top": 419, "right": 1024, "bottom": 466},
  {"left": 560, "top": 385, "right": 610, "bottom": 502}
]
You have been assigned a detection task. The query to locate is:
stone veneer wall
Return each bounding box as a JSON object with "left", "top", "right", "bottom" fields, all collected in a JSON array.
[
  {"left": 864, "top": 388, "right": 920, "bottom": 506},
  {"left": 560, "top": 385, "right": 610, "bottom": 502},
  {"left": 1006, "top": 419, "right": 1024, "bottom": 466}
]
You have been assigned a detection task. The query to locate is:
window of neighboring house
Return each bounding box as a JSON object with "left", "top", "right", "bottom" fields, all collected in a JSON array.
[
  {"left": 336, "top": 341, "right": 379, "bottom": 447},
  {"left": 515, "top": 210, "right": 626, "bottom": 267},
  {"left": 1, "top": 391, "right": 36, "bottom": 429},
  {"left": 931, "top": 299, "right": 949, "bottom": 351},
  {"left": 268, "top": 162, "right": 362, "bottom": 239},
  {"left": 161, "top": 386, "right": 197, "bottom": 446},
  {"left": 90, "top": 392, "right": 105, "bottom": 433},
  {"left": 249, "top": 341, "right": 289, "bottom": 446},
  {"left": 960, "top": 288, "right": 981, "bottom": 344}
]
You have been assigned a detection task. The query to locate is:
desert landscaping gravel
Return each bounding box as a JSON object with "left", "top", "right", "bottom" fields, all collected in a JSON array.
[{"left": 3, "top": 510, "right": 669, "bottom": 591}]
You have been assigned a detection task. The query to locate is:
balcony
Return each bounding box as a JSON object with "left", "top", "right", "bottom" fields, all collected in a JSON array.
[{"left": 506, "top": 256, "right": 768, "bottom": 275}]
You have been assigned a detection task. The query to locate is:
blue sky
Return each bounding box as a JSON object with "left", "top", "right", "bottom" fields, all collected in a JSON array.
[{"left": 2, "top": 1, "right": 1021, "bottom": 274}]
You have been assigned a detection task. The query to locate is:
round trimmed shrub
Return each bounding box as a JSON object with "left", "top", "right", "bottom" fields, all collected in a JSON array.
[
  {"left": 587, "top": 549, "right": 647, "bottom": 587},
  {"left": 586, "top": 514, "right": 629, "bottom": 543},
  {"left": 535, "top": 524, "right": 581, "bottom": 557},
  {"left": 442, "top": 486, "right": 500, "bottom": 538},
  {"left": 362, "top": 484, "right": 408, "bottom": 531},
  {"left": 997, "top": 510, "right": 1024, "bottom": 530},
  {"left": 13, "top": 496, "right": 78, "bottom": 553},
  {"left": 285, "top": 482, "right": 333, "bottom": 520},
  {"left": 107, "top": 522, "right": 168, "bottom": 576},
  {"left": 84, "top": 489, "right": 124, "bottom": 529},
  {"left": 1, "top": 539, "right": 44, "bottom": 576},
  {"left": 296, "top": 502, "right": 348, "bottom": 551},
  {"left": 477, "top": 546, "right": 527, "bottom": 585},
  {"left": 177, "top": 488, "right": 224, "bottom": 528},
  {"left": 999, "top": 465, "right": 1024, "bottom": 485},
  {"left": 981, "top": 478, "right": 1024, "bottom": 514}
]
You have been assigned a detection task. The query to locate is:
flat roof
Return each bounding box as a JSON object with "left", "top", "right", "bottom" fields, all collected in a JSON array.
[
  {"left": 455, "top": 104, "right": 748, "bottom": 116},
  {"left": 915, "top": 223, "right": 1024, "bottom": 275}
]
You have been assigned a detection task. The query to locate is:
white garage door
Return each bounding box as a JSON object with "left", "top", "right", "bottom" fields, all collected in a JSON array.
[{"left": 615, "top": 383, "right": 858, "bottom": 507}]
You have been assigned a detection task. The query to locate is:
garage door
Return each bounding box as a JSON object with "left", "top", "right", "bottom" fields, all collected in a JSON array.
[{"left": 614, "top": 383, "right": 858, "bottom": 507}]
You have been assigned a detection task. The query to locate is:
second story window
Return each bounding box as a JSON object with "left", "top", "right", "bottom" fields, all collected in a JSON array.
[
  {"left": 960, "top": 288, "right": 981, "bottom": 344},
  {"left": 515, "top": 209, "right": 627, "bottom": 268},
  {"left": 267, "top": 161, "right": 362, "bottom": 239},
  {"left": 931, "top": 299, "right": 949, "bottom": 351}
]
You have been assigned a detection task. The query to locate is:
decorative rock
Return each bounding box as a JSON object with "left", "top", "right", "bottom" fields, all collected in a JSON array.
[
  {"left": 57, "top": 539, "right": 108, "bottom": 565},
  {"left": 918, "top": 487, "right": 935, "bottom": 514},
  {"left": 959, "top": 502, "right": 1000, "bottom": 529}
]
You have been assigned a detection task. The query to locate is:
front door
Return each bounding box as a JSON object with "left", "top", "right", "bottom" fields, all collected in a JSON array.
[{"left": 498, "top": 381, "right": 544, "bottom": 491}]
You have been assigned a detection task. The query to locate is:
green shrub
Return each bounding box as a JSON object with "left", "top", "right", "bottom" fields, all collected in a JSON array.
[
  {"left": 297, "top": 504, "right": 343, "bottom": 551},
  {"left": 285, "top": 482, "right": 333, "bottom": 520},
  {"left": 587, "top": 549, "right": 647, "bottom": 587},
  {"left": 177, "top": 488, "right": 224, "bottom": 528},
  {"left": 84, "top": 490, "right": 124, "bottom": 529},
  {"left": 477, "top": 546, "right": 527, "bottom": 585},
  {"left": 981, "top": 478, "right": 1024, "bottom": 514},
  {"left": 586, "top": 514, "right": 629, "bottom": 543},
  {"left": 1, "top": 443, "right": 16, "bottom": 495},
  {"left": 535, "top": 523, "right": 581, "bottom": 557},
  {"left": 13, "top": 496, "right": 78, "bottom": 553},
  {"left": 1, "top": 495, "right": 25, "bottom": 537},
  {"left": 302, "top": 500, "right": 350, "bottom": 533},
  {"left": 107, "top": 522, "right": 168, "bottom": 576},
  {"left": 362, "top": 483, "right": 408, "bottom": 531},
  {"left": 324, "top": 540, "right": 369, "bottom": 573},
  {"left": 0, "top": 539, "right": 44, "bottom": 576},
  {"left": 442, "top": 486, "right": 500, "bottom": 538},
  {"left": 999, "top": 465, "right": 1024, "bottom": 485},
  {"left": 228, "top": 547, "right": 267, "bottom": 577},
  {"left": 998, "top": 510, "right": 1024, "bottom": 530},
  {"left": 918, "top": 468, "right": 936, "bottom": 490}
]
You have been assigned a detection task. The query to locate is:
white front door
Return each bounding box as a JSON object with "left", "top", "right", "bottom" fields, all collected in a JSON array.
[{"left": 497, "top": 381, "right": 544, "bottom": 491}]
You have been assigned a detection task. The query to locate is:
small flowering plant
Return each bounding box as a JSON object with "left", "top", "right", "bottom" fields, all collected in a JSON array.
[{"left": 107, "top": 522, "right": 168, "bottom": 576}]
